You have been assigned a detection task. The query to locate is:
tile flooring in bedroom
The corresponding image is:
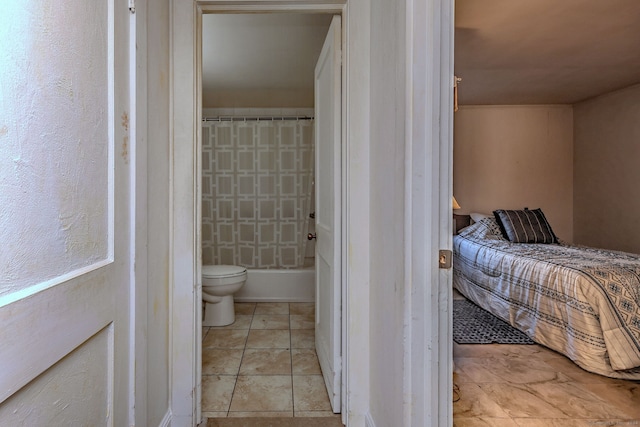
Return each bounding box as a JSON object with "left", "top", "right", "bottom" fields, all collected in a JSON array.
[
  {"left": 201, "top": 302, "right": 339, "bottom": 420},
  {"left": 453, "top": 291, "right": 640, "bottom": 426}
]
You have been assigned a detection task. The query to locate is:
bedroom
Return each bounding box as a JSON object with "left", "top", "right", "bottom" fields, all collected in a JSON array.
[{"left": 452, "top": 0, "right": 640, "bottom": 423}]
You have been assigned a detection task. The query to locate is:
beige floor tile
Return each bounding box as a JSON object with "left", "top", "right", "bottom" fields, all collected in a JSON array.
[
  {"left": 203, "top": 411, "right": 229, "bottom": 419},
  {"left": 239, "top": 349, "right": 292, "bottom": 375},
  {"left": 202, "top": 375, "right": 236, "bottom": 412},
  {"left": 573, "top": 382, "right": 640, "bottom": 419},
  {"left": 294, "top": 411, "right": 340, "bottom": 418},
  {"left": 229, "top": 375, "right": 293, "bottom": 412},
  {"left": 542, "top": 355, "right": 624, "bottom": 384},
  {"left": 234, "top": 302, "right": 256, "bottom": 315},
  {"left": 455, "top": 357, "right": 508, "bottom": 383},
  {"left": 453, "top": 418, "right": 519, "bottom": 427},
  {"left": 203, "top": 327, "right": 210, "bottom": 341},
  {"left": 476, "top": 383, "right": 569, "bottom": 418},
  {"left": 255, "top": 302, "right": 290, "bottom": 315},
  {"left": 209, "top": 315, "right": 253, "bottom": 330},
  {"left": 512, "top": 419, "right": 613, "bottom": 427},
  {"left": 289, "top": 303, "right": 314, "bottom": 316},
  {"left": 453, "top": 368, "right": 475, "bottom": 384},
  {"left": 203, "top": 329, "right": 249, "bottom": 349},
  {"left": 290, "top": 314, "right": 315, "bottom": 330},
  {"left": 480, "top": 356, "right": 567, "bottom": 385},
  {"left": 292, "top": 375, "right": 332, "bottom": 412},
  {"left": 454, "top": 343, "right": 548, "bottom": 360},
  {"left": 292, "top": 349, "right": 321, "bottom": 375},
  {"left": 453, "top": 383, "right": 511, "bottom": 419},
  {"left": 251, "top": 314, "right": 290, "bottom": 330},
  {"left": 246, "top": 329, "right": 291, "bottom": 349},
  {"left": 206, "top": 417, "right": 344, "bottom": 427},
  {"left": 525, "top": 380, "right": 633, "bottom": 419},
  {"left": 291, "top": 330, "right": 315, "bottom": 349},
  {"left": 203, "top": 348, "right": 244, "bottom": 375},
  {"left": 227, "top": 411, "right": 293, "bottom": 418}
]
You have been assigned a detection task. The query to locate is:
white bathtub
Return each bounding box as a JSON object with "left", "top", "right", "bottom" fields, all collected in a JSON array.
[{"left": 234, "top": 268, "right": 315, "bottom": 302}]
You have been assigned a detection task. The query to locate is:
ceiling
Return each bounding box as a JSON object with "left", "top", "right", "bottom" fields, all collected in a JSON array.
[
  {"left": 202, "top": 14, "right": 333, "bottom": 108},
  {"left": 456, "top": 0, "right": 640, "bottom": 105},
  {"left": 201, "top": 2, "right": 640, "bottom": 108}
]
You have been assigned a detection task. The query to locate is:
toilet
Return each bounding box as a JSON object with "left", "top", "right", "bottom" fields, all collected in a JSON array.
[{"left": 202, "top": 265, "right": 247, "bottom": 327}]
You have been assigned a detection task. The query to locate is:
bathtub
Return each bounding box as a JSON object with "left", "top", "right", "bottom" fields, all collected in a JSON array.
[{"left": 234, "top": 268, "right": 315, "bottom": 302}]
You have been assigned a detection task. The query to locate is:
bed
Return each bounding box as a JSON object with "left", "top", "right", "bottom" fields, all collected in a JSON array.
[{"left": 453, "top": 213, "right": 640, "bottom": 380}]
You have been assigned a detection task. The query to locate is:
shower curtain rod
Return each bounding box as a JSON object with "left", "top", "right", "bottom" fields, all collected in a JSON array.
[{"left": 202, "top": 115, "right": 314, "bottom": 122}]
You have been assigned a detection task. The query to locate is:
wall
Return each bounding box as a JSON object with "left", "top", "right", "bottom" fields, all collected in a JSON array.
[
  {"left": 0, "top": 1, "right": 109, "bottom": 296},
  {"left": 369, "top": 0, "right": 407, "bottom": 424},
  {"left": 573, "top": 84, "right": 640, "bottom": 254},
  {"left": 453, "top": 105, "right": 574, "bottom": 241}
]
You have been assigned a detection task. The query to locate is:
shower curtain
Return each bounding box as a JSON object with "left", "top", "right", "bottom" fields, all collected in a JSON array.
[{"left": 201, "top": 118, "right": 315, "bottom": 269}]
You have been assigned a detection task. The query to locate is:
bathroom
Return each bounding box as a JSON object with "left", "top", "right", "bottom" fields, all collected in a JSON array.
[{"left": 199, "top": 12, "right": 340, "bottom": 419}]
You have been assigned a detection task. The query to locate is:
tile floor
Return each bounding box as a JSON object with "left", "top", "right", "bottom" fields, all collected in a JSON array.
[
  {"left": 453, "top": 292, "right": 640, "bottom": 426},
  {"left": 201, "top": 302, "right": 340, "bottom": 420}
]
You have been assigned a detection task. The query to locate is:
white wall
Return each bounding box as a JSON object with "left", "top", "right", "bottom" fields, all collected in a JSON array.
[
  {"left": 574, "top": 84, "right": 640, "bottom": 254},
  {"left": 453, "top": 105, "right": 574, "bottom": 241},
  {"left": 0, "top": 1, "right": 109, "bottom": 295}
]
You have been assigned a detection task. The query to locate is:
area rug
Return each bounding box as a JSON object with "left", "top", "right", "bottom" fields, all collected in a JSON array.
[{"left": 453, "top": 299, "right": 535, "bottom": 344}]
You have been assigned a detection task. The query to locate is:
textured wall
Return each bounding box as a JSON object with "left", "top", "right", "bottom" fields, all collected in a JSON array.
[
  {"left": 574, "top": 84, "right": 640, "bottom": 254},
  {"left": 0, "top": 1, "right": 109, "bottom": 295},
  {"left": 454, "top": 105, "right": 574, "bottom": 241}
]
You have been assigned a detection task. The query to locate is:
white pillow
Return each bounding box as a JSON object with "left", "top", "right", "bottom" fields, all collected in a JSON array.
[{"left": 470, "top": 212, "right": 492, "bottom": 223}]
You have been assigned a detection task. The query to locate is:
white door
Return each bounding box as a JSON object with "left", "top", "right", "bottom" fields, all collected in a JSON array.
[
  {"left": 314, "top": 14, "right": 342, "bottom": 414},
  {"left": 0, "top": 1, "right": 133, "bottom": 425}
]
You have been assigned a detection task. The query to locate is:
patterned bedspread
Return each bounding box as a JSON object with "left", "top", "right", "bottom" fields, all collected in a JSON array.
[{"left": 453, "top": 218, "right": 640, "bottom": 379}]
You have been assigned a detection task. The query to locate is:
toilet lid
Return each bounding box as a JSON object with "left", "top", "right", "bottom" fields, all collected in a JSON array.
[{"left": 202, "top": 265, "right": 247, "bottom": 279}]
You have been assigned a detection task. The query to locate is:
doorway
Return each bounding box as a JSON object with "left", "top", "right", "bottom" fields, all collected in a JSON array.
[{"left": 198, "top": 9, "right": 344, "bottom": 423}]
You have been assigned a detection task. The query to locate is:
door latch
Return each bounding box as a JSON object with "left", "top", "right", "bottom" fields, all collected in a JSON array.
[{"left": 439, "top": 250, "right": 452, "bottom": 269}]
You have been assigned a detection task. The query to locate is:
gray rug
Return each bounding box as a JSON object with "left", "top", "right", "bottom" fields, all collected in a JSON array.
[{"left": 453, "top": 299, "right": 535, "bottom": 344}]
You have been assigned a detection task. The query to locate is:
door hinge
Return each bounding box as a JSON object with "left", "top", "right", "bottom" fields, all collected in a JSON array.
[
  {"left": 439, "top": 250, "right": 452, "bottom": 269},
  {"left": 128, "top": 0, "right": 135, "bottom": 13}
]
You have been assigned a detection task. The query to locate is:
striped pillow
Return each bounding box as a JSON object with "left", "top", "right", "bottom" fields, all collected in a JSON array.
[{"left": 493, "top": 208, "right": 558, "bottom": 244}]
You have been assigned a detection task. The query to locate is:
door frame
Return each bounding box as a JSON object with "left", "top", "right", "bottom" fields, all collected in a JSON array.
[
  {"left": 169, "top": 0, "right": 453, "bottom": 425},
  {"left": 404, "top": 0, "right": 455, "bottom": 425},
  {"left": 170, "top": 1, "right": 356, "bottom": 426}
]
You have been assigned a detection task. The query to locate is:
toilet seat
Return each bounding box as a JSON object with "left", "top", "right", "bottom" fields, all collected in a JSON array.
[{"left": 202, "top": 265, "right": 247, "bottom": 279}]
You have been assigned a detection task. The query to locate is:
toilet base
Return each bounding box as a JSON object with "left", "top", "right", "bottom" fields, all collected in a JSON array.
[{"left": 203, "top": 295, "right": 235, "bottom": 327}]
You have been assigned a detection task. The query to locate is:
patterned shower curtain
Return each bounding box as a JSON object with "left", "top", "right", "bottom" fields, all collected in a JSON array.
[{"left": 201, "top": 119, "right": 315, "bottom": 269}]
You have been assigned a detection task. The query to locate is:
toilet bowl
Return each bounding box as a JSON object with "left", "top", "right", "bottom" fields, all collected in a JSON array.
[{"left": 202, "top": 265, "right": 247, "bottom": 327}]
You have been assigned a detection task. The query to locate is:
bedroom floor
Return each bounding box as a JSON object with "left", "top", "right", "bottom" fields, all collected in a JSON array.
[{"left": 453, "top": 291, "right": 640, "bottom": 426}]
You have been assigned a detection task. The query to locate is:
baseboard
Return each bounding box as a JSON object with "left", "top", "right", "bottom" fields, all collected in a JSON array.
[{"left": 365, "top": 412, "right": 376, "bottom": 427}]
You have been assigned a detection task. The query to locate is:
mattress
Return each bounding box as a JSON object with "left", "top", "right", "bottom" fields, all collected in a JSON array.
[{"left": 453, "top": 218, "right": 640, "bottom": 380}]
